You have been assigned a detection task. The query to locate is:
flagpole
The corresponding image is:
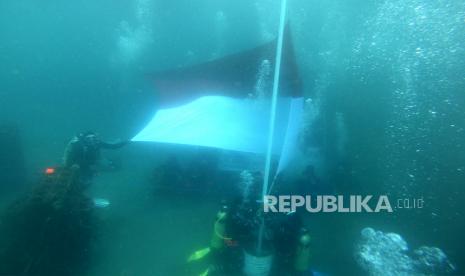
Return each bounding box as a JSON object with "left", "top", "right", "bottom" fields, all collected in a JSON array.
[{"left": 257, "top": 0, "right": 288, "bottom": 255}]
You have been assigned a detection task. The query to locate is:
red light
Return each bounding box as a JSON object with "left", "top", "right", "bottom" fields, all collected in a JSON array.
[{"left": 45, "top": 168, "right": 55, "bottom": 175}]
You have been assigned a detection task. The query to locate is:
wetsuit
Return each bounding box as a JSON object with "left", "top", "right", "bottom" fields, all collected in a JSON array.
[{"left": 63, "top": 135, "right": 127, "bottom": 181}]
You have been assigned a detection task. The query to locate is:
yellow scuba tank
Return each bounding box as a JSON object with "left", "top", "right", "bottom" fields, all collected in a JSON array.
[
  {"left": 294, "top": 228, "right": 312, "bottom": 272},
  {"left": 187, "top": 205, "right": 231, "bottom": 264},
  {"left": 210, "top": 207, "right": 230, "bottom": 250}
]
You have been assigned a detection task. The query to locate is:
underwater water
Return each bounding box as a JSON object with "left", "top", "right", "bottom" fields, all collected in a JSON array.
[{"left": 1, "top": 0, "right": 464, "bottom": 275}]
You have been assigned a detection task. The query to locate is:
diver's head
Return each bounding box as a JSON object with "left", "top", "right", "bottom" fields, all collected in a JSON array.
[{"left": 79, "top": 131, "right": 99, "bottom": 147}]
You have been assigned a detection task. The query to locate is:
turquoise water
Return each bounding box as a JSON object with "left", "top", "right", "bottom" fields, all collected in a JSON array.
[{"left": 1, "top": 0, "right": 464, "bottom": 275}]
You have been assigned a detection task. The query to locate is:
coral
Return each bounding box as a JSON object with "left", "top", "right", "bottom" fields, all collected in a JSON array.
[{"left": 0, "top": 167, "right": 95, "bottom": 275}]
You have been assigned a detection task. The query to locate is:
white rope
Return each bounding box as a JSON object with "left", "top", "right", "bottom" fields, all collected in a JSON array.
[{"left": 257, "top": 0, "right": 288, "bottom": 254}]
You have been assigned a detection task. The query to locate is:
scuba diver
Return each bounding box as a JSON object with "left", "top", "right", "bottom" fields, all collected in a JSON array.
[
  {"left": 186, "top": 171, "right": 315, "bottom": 276},
  {"left": 186, "top": 202, "right": 243, "bottom": 275},
  {"left": 63, "top": 131, "right": 128, "bottom": 182}
]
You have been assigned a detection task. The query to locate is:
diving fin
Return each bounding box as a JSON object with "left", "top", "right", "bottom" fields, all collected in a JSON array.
[
  {"left": 187, "top": 247, "right": 211, "bottom": 263},
  {"left": 199, "top": 267, "right": 210, "bottom": 276}
]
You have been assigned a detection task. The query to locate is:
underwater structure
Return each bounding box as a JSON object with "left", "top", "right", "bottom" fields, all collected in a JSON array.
[{"left": 0, "top": 166, "right": 95, "bottom": 275}]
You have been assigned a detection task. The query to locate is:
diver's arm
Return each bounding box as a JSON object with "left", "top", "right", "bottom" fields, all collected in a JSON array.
[{"left": 99, "top": 139, "right": 129, "bottom": 150}]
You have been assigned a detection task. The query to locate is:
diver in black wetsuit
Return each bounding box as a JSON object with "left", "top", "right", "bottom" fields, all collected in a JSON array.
[{"left": 63, "top": 131, "right": 128, "bottom": 182}]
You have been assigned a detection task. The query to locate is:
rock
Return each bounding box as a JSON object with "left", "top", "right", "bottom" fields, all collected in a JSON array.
[{"left": 356, "top": 227, "right": 455, "bottom": 276}]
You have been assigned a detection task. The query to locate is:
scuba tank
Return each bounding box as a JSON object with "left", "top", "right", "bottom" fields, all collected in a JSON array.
[
  {"left": 187, "top": 205, "right": 230, "bottom": 263},
  {"left": 210, "top": 205, "right": 229, "bottom": 250},
  {"left": 294, "top": 228, "right": 312, "bottom": 272},
  {"left": 187, "top": 205, "right": 232, "bottom": 276}
]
